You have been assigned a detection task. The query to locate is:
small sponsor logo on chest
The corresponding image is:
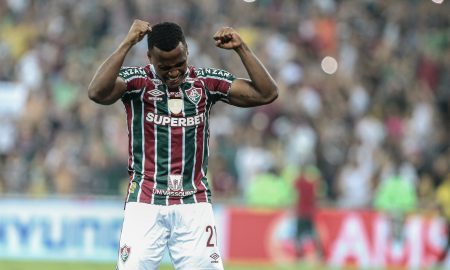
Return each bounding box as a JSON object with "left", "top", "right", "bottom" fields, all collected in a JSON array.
[
  {"left": 168, "top": 99, "right": 183, "bottom": 115},
  {"left": 146, "top": 89, "right": 165, "bottom": 101}
]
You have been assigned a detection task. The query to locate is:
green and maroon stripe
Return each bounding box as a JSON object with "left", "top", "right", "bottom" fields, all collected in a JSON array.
[
  {"left": 180, "top": 79, "right": 198, "bottom": 204},
  {"left": 168, "top": 126, "right": 184, "bottom": 205},
  {"left": 200, "top": 97, "right": 214, "bottom": 201},
  {"left": 140, "top": 93, "right": 158, "bottom": 204},
  {"left": 153, "top": 91, "right": 170, "bottom": 205},
  {"left": 124, "top": 91, "right": 145, "bottom": 203},
  {"left": 192, "top": 86, "right": 210, "bottom": 203},
  {"left": 121, "top": 65, "right": 233, "bottom": 205}
]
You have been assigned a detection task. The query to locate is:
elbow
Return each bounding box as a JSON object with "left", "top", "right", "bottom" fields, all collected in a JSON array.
[
  {"left": 262, "top": 86, "right": 278, "bottom": 104},
  {"left": 88, "top": 87, "right": 110, "bottom": 105},
  {"left": 88, "top": 87, "right": 101, "bottom": 103},
  {"left": 269, "top": 88, "right": 279, "bottom": 103}
]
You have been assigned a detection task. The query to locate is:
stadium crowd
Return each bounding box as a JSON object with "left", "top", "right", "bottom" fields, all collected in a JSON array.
[{"left": 0, "top": 0, "right": 449, "bottom": 218}]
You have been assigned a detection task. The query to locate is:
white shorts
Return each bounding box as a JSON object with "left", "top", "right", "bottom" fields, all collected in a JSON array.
[{"left": 116, "top": 202, "right": 224, "bottom": 270}]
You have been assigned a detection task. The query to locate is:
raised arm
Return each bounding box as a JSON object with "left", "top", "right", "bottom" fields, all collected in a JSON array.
[
  {"left": 88, "top": 19, "right": 151, "bottom": 105},
  {"left": 213, "top": 27, "right": 278, "bottom": 107}
]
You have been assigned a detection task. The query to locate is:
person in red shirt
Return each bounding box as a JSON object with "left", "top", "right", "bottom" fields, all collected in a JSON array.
[{"left": 294, "top": 166, "right": 323, "bottom": 260}]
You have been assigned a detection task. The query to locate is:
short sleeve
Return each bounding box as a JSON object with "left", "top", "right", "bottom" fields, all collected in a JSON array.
[
  {"left": 118, "top": 66, "right": 148, "bottom": 93},
  {"left": 195, "top": 68, "right": 235, "bottom": 103}
]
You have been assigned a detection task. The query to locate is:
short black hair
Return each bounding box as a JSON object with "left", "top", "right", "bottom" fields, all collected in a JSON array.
[{"left": 147, "top": 22, "right": 186, "bottom": 51}]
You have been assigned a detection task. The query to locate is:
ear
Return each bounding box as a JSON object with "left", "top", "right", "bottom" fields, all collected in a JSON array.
[
  {"left": 182, "top": 42, "right": 189, "bottom": 56},
  {"left": 147, "top": 50, "right": 152, "bottom": 63}
]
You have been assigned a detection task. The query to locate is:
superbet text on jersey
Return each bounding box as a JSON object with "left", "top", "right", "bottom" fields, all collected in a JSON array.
[{"left": 118, "top": 65, "right": 235, "bottom": 206}]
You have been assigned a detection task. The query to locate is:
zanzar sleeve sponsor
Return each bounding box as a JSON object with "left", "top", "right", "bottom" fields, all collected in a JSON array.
[
  {"left": 194, "top": 67, "right": 235, "bottom": 104},
  {"left": 195, "top": 68, "right": 234, "bottom": 82},
  {"left": 119, "top": 67, "right": 149, "bottom": 96},
  {"left": 119, "top": 67, "right": 147, "bottom": 80},
  {"left": 145, "top": 112, "right": 205, "bottom": 127}
]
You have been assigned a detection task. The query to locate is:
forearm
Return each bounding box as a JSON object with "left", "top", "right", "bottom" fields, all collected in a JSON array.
[
  {"left": 234, "top": 43, "right": 278, "bottom": 102},
  {"left": 88, "top": 41, "right": 132, "bottom": 102}
]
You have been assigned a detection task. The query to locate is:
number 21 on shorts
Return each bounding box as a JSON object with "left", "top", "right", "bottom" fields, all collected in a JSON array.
[{"left": 206, "top": 225, "right": 217, "bottom": 247}]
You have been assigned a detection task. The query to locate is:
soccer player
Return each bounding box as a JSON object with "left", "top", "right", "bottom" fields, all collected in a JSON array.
[{"left": 88, "top": 20, "right": 278, "bottom": 270}]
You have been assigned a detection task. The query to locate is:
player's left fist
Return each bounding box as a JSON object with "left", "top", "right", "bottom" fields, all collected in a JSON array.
[{"left": 213, "top": 27, "right": 243, "bottom": 50}]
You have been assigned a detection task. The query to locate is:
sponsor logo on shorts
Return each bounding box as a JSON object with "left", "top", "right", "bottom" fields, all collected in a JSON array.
[
  {"left": 120, "top": 245, "right": 131, "bottom": 263},
  {"left": 210, "top": 253, "right": 220, "bottom": 263}
]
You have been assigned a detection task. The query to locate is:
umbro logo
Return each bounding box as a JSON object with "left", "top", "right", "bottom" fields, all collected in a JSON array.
[
  {"left": 210, "top": 253, "right": 220, "bottom": 263},
  {"left": 148, "top": 89, "right": 164, "bottom": 97}
]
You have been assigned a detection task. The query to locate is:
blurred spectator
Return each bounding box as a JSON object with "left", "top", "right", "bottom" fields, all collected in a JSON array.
[
  {"left": 293, "top": 165, "right": 323, "bottom": 261},
  {"left": 436, "top": 173, "right": 450, "bottom": 263},
  {"left": 0, "top": 0, "right": 447, "bottom": 209},
  {"left": 373, "top": 154, "right": 418, "bottom": 242},
  {"left": 246, "top": 167, "right": 293, "bottom": 208},
  {"left": 335, "top": 143, "right": 374, "bottom": 209},
  {"left": 417, "top": 172, "right": 436, "bottom": 213}
]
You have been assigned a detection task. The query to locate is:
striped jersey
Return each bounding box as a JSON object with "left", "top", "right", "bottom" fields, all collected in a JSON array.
[{"left": 118, "top": 64, "right": 235, "bottom": 205}]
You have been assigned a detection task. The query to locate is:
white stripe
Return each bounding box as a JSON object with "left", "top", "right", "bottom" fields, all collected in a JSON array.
[
  {"left": 126, "top": 102, "right": 135, "bottom": 202},
  {"left": 122, "top": 89, "right": 142, "bottom": 96},
  {"left": 196, "top": 75, "right": 233, "bottom": 84},
  {"left": 166, "top": 117, "right": 171, "bottom": 206},
  {"left": 152, "top": 99, "right": 157, "bottom": 205},
  {"left": 191, "top": 104, "right": 198, "bottom": 203},
  {"left": 208, "top": 90, "right": 228, "bottom": 96},
  {"left": 180, "top": 98, "right": 186, "bottom": 205},
  {"left": 136, "top": 91, "right": 146, "bottom": 201},
  {"left": 204, "top": 104, "right": 213, "bottom": 168},
  {"left": 124, "top": 75, "right": 147, "bottom": 82},
  {"left": 200, "top": 96, "right": 212, "bottom": 203}
]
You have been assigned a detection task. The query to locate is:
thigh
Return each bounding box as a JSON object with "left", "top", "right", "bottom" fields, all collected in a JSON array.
[
  {"left": 117, "top": 202, "right": 169, "bottom": 270},
  {"left": 168, "top": 203, "right": 224, "bottom": 270}
]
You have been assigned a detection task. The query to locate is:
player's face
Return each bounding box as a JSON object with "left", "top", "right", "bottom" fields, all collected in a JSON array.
[{"left": 148, "top": 42, "right": 188, "bottom": 88}]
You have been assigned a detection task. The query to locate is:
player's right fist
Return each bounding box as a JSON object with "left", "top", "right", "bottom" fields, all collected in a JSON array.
[{"left": 124, "top": 19, "right": 152, "bottom": 46}]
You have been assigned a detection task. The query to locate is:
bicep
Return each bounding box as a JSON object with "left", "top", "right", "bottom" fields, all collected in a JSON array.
[
  {"left": 227, "top": 79, "right": 266, "bottom": 107},
  {"left": 102, "top": 78, "right": 127, "bottom": 105}
]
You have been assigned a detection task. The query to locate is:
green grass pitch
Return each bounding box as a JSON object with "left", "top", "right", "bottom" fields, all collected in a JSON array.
[
  {"left": 0, "top": 260, "right": 320, "bottom": 270},
  {"left": 0, "top": 260, "right": 445, "bottom": 270}
]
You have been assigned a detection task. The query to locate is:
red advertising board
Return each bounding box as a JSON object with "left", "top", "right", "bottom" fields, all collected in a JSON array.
[
  {"left": 225, "top": 207, "right": 292, "bottom": 263},
  {"left": 225, "top": 207, "right": 448, "bottom": 268},
  {"left": 315, "top": 210, "right": 446, "bottom": 268}
]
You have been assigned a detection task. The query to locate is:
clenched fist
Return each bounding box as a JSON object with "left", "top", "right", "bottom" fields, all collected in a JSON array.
[
  {"left": 213, "top": 27, "right": 243, "bottom": 50},
  {"left": 124, "top": 19, "right": 152, "bottom": 46}
]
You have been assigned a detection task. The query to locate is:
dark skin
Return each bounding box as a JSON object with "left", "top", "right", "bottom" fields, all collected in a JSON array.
[
  {"left": 88, "top": 19, "right": 278, "bottom": 107},
  {"left": 148, "top": 44, "right": 188, "bottom": 89}
]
